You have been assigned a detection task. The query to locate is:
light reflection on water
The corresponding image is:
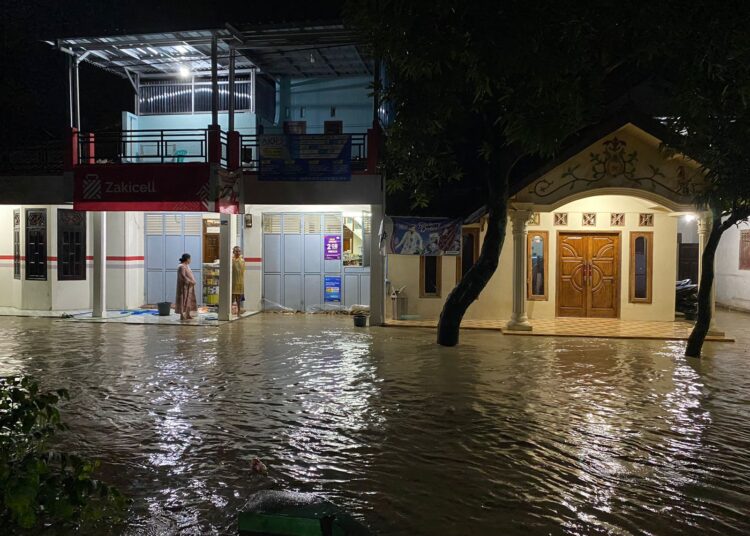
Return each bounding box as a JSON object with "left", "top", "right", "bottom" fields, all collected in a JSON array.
[{"left": 0, "top": 312, "right": 748, "bottom": 535}]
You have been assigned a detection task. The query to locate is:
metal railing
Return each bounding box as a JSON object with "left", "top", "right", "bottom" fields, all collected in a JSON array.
[
  {"left": 239, "top": 132, "right": 369, "bottom": 171},
  {"left": 77, "top": 129, "right": 209, "bottom": 165},
  {"left": 0, "top": 142, "right": 64, "bottom": 175}
]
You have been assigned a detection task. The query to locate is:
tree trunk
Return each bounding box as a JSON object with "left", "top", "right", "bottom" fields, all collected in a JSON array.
[
  {"left": 436, "top": 175, "right": 509, "bottom": 346},
  {"left": 685, "top": 210, "right": 731, "bottom": 357}
]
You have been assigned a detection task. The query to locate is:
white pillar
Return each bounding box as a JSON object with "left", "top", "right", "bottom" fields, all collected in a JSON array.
[
  {"left": 697, "top": 212, "right": 722, "bottom": 335},
  {"left": 369, "top": 204, "right": 385, "bottom": 326},
  {"left": 218, "top": 212, "right": 232, "bottom": 321},
  {"left": 506, "top": 208, "right": 533, "bottom": 331},
  {"left": 92, "top": 212, "right": 107, "bottom": 318}
]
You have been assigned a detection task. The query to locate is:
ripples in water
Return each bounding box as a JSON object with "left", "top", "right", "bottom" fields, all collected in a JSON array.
[{"left": 0, "top": 312, "right": 748, "bottom": 535}]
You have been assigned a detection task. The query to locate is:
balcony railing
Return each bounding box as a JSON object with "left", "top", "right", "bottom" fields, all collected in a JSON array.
[
  {"left": 77, "top": 129, "right": 210, "bottom": 165},
  {"left": 238, "top": 132, "right": 369, "bottom": 171},
  {"left": 72, "top": 127, "right": 380, "bottom": 173}
]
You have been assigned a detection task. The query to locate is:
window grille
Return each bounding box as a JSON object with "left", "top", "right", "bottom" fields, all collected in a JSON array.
[
  {"left": 57, "top": 209, "right": 86, "bottom": 281},
  {"left": 25, "top": 209, "right": 47, "bottom": 281},
  {"left": 13, "top": 210, "right": 20, "bottom": 279}
]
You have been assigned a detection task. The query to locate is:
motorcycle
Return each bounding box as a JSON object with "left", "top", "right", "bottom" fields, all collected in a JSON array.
[{"left": 676, "top": 279, "right": 698, "bottom": 320}]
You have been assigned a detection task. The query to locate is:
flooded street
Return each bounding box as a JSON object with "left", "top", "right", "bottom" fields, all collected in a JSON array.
[{"left": 0, "top": 311, "right": 749, "bottom": 535}]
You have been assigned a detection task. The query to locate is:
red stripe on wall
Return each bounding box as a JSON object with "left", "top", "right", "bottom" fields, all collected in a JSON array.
[
  {"left": 244, "top": 257, "right": 262, "bottom": 262},
  {"left": 0, "top": 255, "right": 142, "bottom": 261}
]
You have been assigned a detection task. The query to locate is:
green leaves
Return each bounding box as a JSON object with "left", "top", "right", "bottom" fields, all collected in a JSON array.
[{"left": 0, "top": 376, "right": 126, "bottom": 531}]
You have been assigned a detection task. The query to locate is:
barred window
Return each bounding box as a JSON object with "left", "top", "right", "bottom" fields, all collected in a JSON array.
[
  {"left": 25, "top": 209, "right": 47, "bottom": 281},
  {"left": 13, "top": 210, "right": 20, "bottom": 279},
  {"left": 57, "top": 209, "right": 86, "bottom": 281}
]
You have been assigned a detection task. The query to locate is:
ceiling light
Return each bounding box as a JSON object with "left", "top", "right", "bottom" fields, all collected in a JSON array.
[{"left": 179, "top": 65, "right": 190, "bottom": 78}]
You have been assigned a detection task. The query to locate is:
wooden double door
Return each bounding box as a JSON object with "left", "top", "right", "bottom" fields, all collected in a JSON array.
[{"left": 557, "top": 233, "right": 620, "bottom": 318}]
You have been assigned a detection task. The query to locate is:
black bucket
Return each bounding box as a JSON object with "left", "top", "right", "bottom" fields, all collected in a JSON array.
[
  {"left": 353, "top": 314, "right": 367, "bottom": 327},
  {"left": 157, "top": 302, "right": 171, "bottom": 316}
]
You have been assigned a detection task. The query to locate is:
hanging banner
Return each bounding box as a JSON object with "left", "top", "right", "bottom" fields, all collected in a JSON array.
[
  {"left": 324, "top": 276, "right": 342, "bottom": 302},
  {"left": 384, "top": 217, "right": 462, "bottom": 255},
  {"left": 216, "top": 168, "right": 242, "bottom": 214},
  {"left": 324, "top": 235, "right": 342, "bottom": 260},
  {"left": 73, "top": 163, "right": 210, "bottom": 211},
  {"left": 259, "top": 134, "right": 351, "bottom": 181}
]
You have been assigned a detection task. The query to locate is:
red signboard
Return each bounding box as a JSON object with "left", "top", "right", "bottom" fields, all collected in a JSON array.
[{"left": 74, "top": 163, "right": 211, "bottom": 211}]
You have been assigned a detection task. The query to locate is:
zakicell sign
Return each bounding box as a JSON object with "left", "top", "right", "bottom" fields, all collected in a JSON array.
[{"left": 74, "top": 163, "right": 211, "bottom": 211}]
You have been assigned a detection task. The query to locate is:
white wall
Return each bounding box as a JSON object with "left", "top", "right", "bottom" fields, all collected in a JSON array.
[
  {"left": 104, "top": 212, "right": 144, "bottom": 310},
  {"left": 386, "top": 195, "right": 678, "bottom": 322},
  {"left": 242, "top": 208, "right": 263, "bottom": 312},
  {"left": 677, "top": 216, "right": 699, "bottom": 243},
  {"left": 0, "top": 206, "right": 20, "bottom": 308},
  {"left": 716, "top": 220, "right": 750, "bottom": 312}
]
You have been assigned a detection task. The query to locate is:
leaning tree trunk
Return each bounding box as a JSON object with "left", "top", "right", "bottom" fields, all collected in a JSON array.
[
  {"left": 436, "top": 173, "right": 510, "bottom": 347},
  {"left": 685, "top": 210, "right": 732, "bottom": 358}
]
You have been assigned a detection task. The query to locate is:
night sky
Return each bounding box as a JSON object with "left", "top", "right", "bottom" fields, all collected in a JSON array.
[{"left": 1, "top": 1, "right": 346, "bottom": 147}]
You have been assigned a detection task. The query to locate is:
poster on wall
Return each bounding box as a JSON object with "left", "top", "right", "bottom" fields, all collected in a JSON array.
[
  {"left": 259, "top": 134, "right": 351, "bottom": 181},
  {"left": 324, "top": 276, "right": 342, "bottom": 302},
  {"left": 324, "top": 235, "right": 342, "bottom": 260},
  {"left": 74, "top": 163, "right": 211, "bottom": 211},
  {"left": 383, "top": 217, "right": 462, "bottom": 256}
]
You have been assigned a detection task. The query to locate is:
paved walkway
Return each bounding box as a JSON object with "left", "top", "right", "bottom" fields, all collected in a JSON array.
[{"left": 385, "top": 316, "right": 735, "bottom": 342}]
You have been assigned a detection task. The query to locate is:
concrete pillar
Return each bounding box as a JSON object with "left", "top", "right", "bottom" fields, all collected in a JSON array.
[
  {"left": 218, "top": 212, "right": 232, "bottom": 321},
  {"left": 506, "top": 208, "right": 533, "bottom": 331},
  {"left": 697, "top": 212, "right": 722, "bottom": 335},
  {"left": 369, "top": 204, "right": 385, "bottom": 326},
  {"left": 228, "top": 47, "right": 236, "bottom": 132},
  {"left": 211, "top": 32, "right": 219, "bottom": 128},
  {"left": 92, "top": 212, "right": 106, "bottom": 317}
]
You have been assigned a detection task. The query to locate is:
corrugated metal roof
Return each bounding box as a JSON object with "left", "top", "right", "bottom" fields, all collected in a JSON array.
[
  {"left": 54, "top": 23, "right": 373, "bottom": 79},
  {"left": 56, "top": 29, "right": 249, "bottom": 79}
]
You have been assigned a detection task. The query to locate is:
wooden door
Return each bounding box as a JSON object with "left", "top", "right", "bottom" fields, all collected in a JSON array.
[
  {"left": 557, "top": 234, "right": 587, "bottom": 317},
  {"left": 203, "top": 219, "right": 220, "bottom": 263},
  {"left": 557, "top": 233, "right": 619, "bottom": 318},
  {"left": 587, "top": 234, "right": 619, "bottom": 318}
]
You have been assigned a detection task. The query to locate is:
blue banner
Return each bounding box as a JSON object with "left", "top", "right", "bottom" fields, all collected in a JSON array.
[
  {"left": 259, "top": 134, "right": 351, "bottom": 181},
  {"left": 324, "top": 276, "right": 342, "bottom": 302},
  {"left": 385, "top": 217, "right": 462, "bottom": 256}
]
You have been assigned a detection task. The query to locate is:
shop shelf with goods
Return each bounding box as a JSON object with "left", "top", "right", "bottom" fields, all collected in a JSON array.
[{"left": 203, "top": 262, "right": 220, "bottom": 307}]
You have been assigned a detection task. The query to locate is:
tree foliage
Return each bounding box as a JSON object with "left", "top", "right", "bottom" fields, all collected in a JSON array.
[
  {"left": 350, "top": 0, "right": 635, "bottom": 207},
  {"left": 651, "top": 2, "right": 750, "bottom": 356},
  {"left": 0, "top": 376, "right": 126, "bottom": 531}
]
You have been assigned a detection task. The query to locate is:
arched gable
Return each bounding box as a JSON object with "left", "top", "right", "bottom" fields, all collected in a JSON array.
[{"left": 514, "top": 123, "right": 705, "bottom": 211}]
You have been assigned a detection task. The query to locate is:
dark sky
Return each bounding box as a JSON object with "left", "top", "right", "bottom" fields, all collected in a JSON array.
[{"left": 1, "top": 1, "right": 346, "bottom": 146}]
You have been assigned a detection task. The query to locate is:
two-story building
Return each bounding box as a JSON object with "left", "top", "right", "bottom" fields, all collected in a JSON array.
[{"left": 0, "top": 23, "right": 386, "bottom": 323}]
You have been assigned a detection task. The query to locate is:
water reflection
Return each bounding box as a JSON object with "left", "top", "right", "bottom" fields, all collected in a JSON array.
[{"left": 0, "top": 312, "right": 748, "bottom": 535}]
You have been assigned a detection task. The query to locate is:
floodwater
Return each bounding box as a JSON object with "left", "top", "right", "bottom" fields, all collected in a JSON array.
[{"left": 0, "top": 311, "right": 749, "bottom": 535}]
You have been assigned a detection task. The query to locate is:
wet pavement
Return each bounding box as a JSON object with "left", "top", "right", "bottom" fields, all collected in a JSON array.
[{"left": 0, "top": 310, "right": 748, "bottom": 535}]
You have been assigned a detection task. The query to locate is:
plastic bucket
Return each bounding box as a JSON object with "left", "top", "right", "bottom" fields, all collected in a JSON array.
[
  {"left": 157, "top": 302, "right": 171, "bottom": 316},
  {"left": 353, "top": 314, "right": 367, "bottom": 327}
]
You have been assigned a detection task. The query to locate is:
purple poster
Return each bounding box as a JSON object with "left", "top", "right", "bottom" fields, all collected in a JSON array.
[{"left": 324, "top": 235, "right": 341, "bottom": 260}]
